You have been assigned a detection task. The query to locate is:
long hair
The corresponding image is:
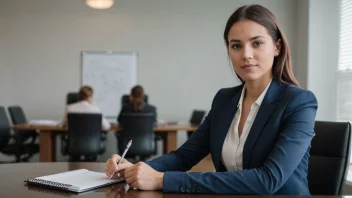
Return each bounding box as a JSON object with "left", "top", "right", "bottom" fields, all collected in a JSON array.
[
  {"left": 131, "top": 85, "right": 145, "bottom": 111},
  {"left": 223, "top": 4, "right": 299, "bottom": 87},
  {"left": 78, "top": 86, "right": 93, "bottom": 101}
]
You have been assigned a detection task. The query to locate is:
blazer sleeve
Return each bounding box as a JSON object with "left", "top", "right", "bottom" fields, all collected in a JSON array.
[
  {"left": 158, "top": 90, "right": 318, "bottom": 194},
  {"left": 144, "top": 90, "right": 220, "bottom": 172}
]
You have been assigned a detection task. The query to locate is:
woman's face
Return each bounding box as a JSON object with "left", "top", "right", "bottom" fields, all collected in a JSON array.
[{"left": 227, "top": 19, "right": 280, "bottom": 83}]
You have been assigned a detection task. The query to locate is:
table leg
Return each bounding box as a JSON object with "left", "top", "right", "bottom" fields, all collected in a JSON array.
[
  {"left": 39, "top": 130, "right": 56, "bottom": 162},
  {"left": 163, "top": 131, "right": 177, "bottom": 153}
]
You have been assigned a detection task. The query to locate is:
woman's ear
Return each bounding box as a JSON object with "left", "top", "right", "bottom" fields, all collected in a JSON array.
[{"left": 274, "top": 39, "right": 281, "bottom": 57}]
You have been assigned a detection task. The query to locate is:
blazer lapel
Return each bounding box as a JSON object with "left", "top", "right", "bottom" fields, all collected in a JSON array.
[
  {"left": 213, "top": 86, "right": 243, "bottom": 171},
  {"left": 242, "top": 80, "right": 284, "bottom": 169}
]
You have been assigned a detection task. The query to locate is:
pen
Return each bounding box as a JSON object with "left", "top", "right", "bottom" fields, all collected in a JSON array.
[{"left": 110, "top": 140, "right": 132, "bottom": 180}]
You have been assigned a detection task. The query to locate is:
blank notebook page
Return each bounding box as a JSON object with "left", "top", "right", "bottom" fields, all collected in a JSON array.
[{"left": 36, "top": 169, "right": 123, "bottom": 192}]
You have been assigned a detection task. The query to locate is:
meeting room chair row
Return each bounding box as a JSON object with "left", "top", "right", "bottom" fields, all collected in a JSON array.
[{"left": 0, "top": 106, "right": 39, "bottom": 163}]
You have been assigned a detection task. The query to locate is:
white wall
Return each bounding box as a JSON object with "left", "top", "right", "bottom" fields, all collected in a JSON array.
[
  {"left": 0, "top": 0, "right": 298, "bottom": 161},
  {"left": 294, "top": 0, "right": 309, "bottom": 89},
  {"left": 307, "top": 0, "right": 340, "bottom": 121},
  {"left": 0, "top": 17, "right": 12, "bottom": 106}
]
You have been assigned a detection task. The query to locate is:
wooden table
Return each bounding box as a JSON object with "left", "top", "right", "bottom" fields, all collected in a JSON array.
[
  {"left": 12, "top": 124, "right": 197, "bottom": 162},
  {"left": 0, "top": 162, "right": 340, "bottom": 197}
]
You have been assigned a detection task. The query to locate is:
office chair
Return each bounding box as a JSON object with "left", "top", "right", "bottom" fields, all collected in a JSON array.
[
  {"left": 61, "top": 92, "right": 78, "bottom": 155},
  {"left": 66, "top": 92, "right": 79, "bottom": 105},
  {"left": 8, "top": 106, "right": 38, "bottom": 141},
  {"left": 7, "top": 106, "right": 39, "bottom": 158},
  {"left": 117, "top": 113, "right": 155, "bottom": 162},
  {"left": 187, "top": 110, "right": 206, "bottom": 138},
  {"left": 120, "top": 94, "right": 160, "bottom": 153},
  {"left": 121, "top": 94, "right": 148, "bottom": 107},
  {"left": 67, "top": 113, "right": 103, "bottom": 162},
  {"left": 308, "top": 121, "right": 351, "bottom": 195},
  {"left": 0, "top": 106, "right": 39, "bottom": 162},
  {"left": 61, "top": 92, "right": 107, "bottom": 156}
]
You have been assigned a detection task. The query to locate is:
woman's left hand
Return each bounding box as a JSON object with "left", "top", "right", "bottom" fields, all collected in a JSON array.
[{"left": 124, "top": 162, "right": 164, "bottom": 190}]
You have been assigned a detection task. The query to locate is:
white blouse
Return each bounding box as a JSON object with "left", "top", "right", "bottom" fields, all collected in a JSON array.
[
  {"left": 221, "top": 80, "right": 272, "bottom": 171},
  {"left": 61, "top": 101, "right": 111, "bottom": 131}
]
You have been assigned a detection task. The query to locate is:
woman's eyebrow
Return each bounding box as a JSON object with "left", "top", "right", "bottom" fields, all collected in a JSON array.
[{"left": 229, "top": 35, "right": 265, "bottom": 43}]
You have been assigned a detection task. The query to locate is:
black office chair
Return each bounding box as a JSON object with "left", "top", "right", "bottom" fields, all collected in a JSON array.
[
  {"left": 67, "top": 113, "right": 103, "bottom": 162},
  {"left": 121, "top": 94, "right": 148, "bottom": 107},
  {"left": 0, "top": 106, "right": 39, "bottom": 162},
  {"left": 61, "top": 92, "right": 79, "bottom": 156},
  {"left": 120, "top": 94, "right": 160, "bottom": 153},
  {"left": 61, "top": 92, "right": 107, "bottom": 156},
  {"left": 8, "top": 106, "right": 38, "bottom": 142},
  {"left": 66, "top": 92, "right": 79, "bottom": 105},
  {"left": 187, "top": 110, "right": 206, "bottom": 138},
  {"left": 118, "top": 113, "right": 155, "bottom": 162},
  {"left": 7, "top": 106, "right": 39, "bottom": 158},
  {"left": 308, "top": 121, "right": 351, "bottom": 195}
]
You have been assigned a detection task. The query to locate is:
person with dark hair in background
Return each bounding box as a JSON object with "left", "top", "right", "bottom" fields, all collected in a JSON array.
[
  {"left": 106, "top": 4, "right": 317, "bottom": 195},
  {"left": 118, "top": 85, "right": 157, "bottom": 124}
]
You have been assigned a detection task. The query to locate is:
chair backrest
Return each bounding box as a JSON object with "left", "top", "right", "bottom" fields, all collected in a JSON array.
[
  {"left": 121, "top": 95, "right": 148, "bottom": 107},
  {"left": 119, "top": 113, "right": 155, "bottom": 158},
  {"left": 308, "top": 121, "right": 351, "bottom": 195},
  {"left": 189, "top": 110, "right": 206, "bottom": 125},
  {"left": 67, "top": 113, "right": 102, "bottom": 156},
  {"left": 0, "top": 106, "right": 11, "bottom": 150},
  {"left": 8, "top": 106, "right": 27, "bottom": 124},
  {"left": 67, "top": 92, "right": 79, "bottom": 105},
  {"left": 7, "top": 106, "right": 37, "bottom": 141}
]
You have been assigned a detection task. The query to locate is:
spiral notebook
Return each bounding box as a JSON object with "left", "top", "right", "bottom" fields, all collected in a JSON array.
[{"left": 24, "top": 169, "right": 124, "bottom": 193}]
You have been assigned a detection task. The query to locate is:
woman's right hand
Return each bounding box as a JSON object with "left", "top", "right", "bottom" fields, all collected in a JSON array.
[{"left": 105, "top": 154, "right": 133, "bottom": 179}]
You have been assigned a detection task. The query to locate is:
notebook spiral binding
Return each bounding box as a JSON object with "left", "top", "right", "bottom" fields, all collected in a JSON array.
[
  {"left": 27, "top": 178, "right": 73, "bottom": 191},
  {"left": 27, "top": 185, "right": 73, "bottom": 197}
]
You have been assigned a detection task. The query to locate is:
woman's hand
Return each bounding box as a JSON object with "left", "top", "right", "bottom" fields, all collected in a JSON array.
[
  {"left": 124, "top": 162, "right": 164, "bottom": 190},
  {"left": 105, "top": 154, "right": 133, "bottom": 179}
]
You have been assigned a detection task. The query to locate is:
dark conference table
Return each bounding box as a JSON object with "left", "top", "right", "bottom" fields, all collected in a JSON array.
[{"left": 0, "top": 162, "right": 341, "bottom": 198}]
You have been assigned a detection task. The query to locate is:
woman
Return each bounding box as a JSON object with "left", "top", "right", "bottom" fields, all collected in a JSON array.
[
  {"left": 105, "top": 4, "right": 317, "bottom": 195},
  {"left": 61, "top": 85, "right": 111, "bottom": 130},
  {"left": 117, "top": 85, "right": 157, "bottom": 124}
]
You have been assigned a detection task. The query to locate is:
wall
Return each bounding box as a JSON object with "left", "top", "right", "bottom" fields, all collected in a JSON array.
[
  {"left": 306, "top": 0, "right": 340, "bottom": 121},
  {"left": 294, "top": 0, "right": 309, "bottom": 89},
  {"left": 0, "top": 17, "right": 12, "bottom": 106}
]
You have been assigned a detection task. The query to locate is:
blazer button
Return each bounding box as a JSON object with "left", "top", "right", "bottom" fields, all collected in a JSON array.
[
  {"left": 180, "top": 187, "right": 185, "bottom": 192},
  {"left": 186, "top": 188, "right": 192, "bottom": 193},
  {"left": 197, "top": 187, "right": 202, "bottom": 193}
]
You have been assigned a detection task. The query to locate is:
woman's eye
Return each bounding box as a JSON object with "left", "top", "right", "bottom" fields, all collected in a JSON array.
[
  {"left": 231, "top": 44, "right": 241, "bottom": 50},
  {"left": 253, "top": 41, "right": 263, "bottom": 47}
]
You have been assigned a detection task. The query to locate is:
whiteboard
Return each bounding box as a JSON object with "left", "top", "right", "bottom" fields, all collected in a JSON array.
[{"left": 81, "top": 51, "right": 138, "bottom": 118}]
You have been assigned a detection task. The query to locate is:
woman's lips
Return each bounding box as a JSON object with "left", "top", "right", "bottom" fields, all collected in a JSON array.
[{"left": 241, "top": 64, "right": 256, "bottom": 70}]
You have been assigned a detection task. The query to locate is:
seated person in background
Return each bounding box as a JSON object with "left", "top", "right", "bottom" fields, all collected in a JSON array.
[
  {"left": 61, "top": 85, "right": 111, "bottom": 131},
  {"left": 118, "top": 85, "right": 157, "bottom": 124}
]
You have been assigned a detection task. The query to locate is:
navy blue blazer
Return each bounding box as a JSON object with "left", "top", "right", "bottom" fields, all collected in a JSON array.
[{"left": 146, "top": 80, "right": 318, "bottom": 195}]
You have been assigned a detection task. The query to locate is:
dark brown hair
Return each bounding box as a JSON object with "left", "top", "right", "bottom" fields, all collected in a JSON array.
[
  {"left": 131, "top": 85, "right": 145, "bottom": 111},
  {"left": 78, "top": 86, "right": 93, "bottom": 101},
  {"left": 224, "top": 4, "right": 299, "bottom": 87}
]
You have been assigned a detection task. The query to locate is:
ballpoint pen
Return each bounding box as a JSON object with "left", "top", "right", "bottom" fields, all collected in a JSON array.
[{"left": 110, "top": 140, "right": 132, "bottom": 180}]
